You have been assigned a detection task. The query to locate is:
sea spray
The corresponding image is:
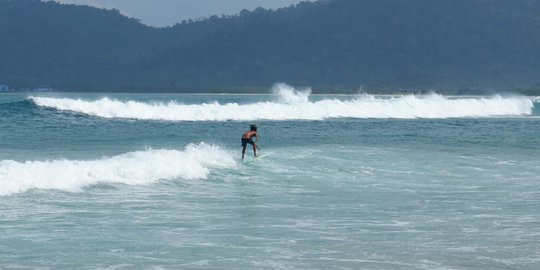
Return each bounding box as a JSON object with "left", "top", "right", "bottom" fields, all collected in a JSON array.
[
  {"left": 273, "top": 83, "right": 311, "bottom": 104},
  {"left": 0, "top": 143, "right": 236, "bottom": 196}
]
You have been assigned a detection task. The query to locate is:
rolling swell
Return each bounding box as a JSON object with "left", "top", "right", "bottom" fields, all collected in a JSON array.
[
  {"left": 533, "top": 98, "right": 540, "bottom": 116},
  {"left": 0, "top": 99, "right": 38, "bottom": 113},
  {"left": 29, "top": 85, "right": 535, "bottom": 121}
]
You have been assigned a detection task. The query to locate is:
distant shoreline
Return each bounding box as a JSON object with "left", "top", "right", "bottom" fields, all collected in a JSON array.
[
  {"left": 3, "top": 86, "right": 539, "bottom": 96},
  {"left": 4, "top": 91, "right": 539, "bottom": 99}
]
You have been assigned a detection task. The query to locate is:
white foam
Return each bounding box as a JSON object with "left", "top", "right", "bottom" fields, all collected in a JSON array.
[
  {"left": 29, "top": 84, "right": 535, "bottom": 121},
  {"left": 0, "top": 143, "right": 236, "bottom": 196},
  {"left": 273, "top": 83, "right": 310, "bottom": 104}
]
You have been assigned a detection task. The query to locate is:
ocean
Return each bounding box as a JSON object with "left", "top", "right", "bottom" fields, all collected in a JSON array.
[{"left": 1, "top": 84, "right": 539, "bottom": 269}]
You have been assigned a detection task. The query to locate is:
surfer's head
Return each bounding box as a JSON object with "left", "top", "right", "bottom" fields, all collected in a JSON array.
[{"left": 250, "top": 124, "right": 257, "bottom": 131}]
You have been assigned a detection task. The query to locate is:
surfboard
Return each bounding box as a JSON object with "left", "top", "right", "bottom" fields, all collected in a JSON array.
[{"left": 242, "top": 152, "right": 274, "bottom": 164}]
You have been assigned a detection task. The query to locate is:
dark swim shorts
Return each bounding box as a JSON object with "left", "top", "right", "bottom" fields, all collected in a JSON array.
[{"left": 241, "top": 138, "right": 254, "bottom": 147}]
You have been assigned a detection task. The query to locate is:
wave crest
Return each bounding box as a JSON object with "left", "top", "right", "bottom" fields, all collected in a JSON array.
[
  {"left": 0, "top": 143, "right": 236, "bottom": 196},
  {"left": 29, "top": 85, "right": 534, "bottom": 121},
  {"left": 273, "top": 83, "right": 311, "bottom": 104}
]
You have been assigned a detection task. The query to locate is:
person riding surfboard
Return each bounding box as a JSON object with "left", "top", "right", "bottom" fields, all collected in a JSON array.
[{"left": 241, "top": 124, "right": 259, "bottom": 160}]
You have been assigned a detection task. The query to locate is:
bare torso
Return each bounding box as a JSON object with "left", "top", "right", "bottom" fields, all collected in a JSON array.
[{"left": 242, "top": 131, "right": 257, "bottom": 139}]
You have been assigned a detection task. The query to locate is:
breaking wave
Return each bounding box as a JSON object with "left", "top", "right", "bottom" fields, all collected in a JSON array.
[
  {"left": 0, "top": 143, "right": 236, "bottom": 196},
  {"left": 29, "top": 84, "right": 535, "bottom": 121}
]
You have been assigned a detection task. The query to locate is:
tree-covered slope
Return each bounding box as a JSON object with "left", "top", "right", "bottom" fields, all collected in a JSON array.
[{"left": 1, "top": 0, "right": 540, "bottom": 93}]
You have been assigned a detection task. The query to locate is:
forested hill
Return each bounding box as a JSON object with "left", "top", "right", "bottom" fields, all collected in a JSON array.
[{"left": 1, "top": 0, "right": 540, "bottom": 94}]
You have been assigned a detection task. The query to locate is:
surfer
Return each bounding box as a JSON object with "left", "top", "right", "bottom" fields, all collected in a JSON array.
[{"left": 241, "top": 124, "right": 259, "bottom": 160}]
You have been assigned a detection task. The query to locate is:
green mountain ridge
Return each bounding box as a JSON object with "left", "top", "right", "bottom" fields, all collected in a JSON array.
[{"left": 1, "top": 0, "right": 540, "bottom": 94}]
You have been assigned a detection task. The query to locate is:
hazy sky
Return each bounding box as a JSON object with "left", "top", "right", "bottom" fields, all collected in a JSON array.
[{"left": 54, "top": 0, "right": 311, "bottom": 27}]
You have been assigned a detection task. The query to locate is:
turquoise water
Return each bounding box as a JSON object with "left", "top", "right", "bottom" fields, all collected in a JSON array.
[{"left": 1, "top": 86, "right": 539, "bottom": 269}]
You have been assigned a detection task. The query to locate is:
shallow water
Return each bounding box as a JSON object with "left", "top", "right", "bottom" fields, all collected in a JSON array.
[{"left": 1, "top": 86, "right": 539, "bottom": 269}]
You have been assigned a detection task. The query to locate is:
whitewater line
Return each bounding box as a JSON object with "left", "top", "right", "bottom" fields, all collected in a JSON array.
[
  {"left": 0, "top": 143, "right": 236, "bottom": 196},
  {"left": 29, "top": 85, "right": 534, "bottom": 121}
]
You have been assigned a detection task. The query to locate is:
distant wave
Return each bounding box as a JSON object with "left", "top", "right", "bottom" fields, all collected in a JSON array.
[
  {"left": 0, "top": 100, "right": 36, "bottom": 111},
  {"left": 29, "top": 84, "right": 535, "bottom": 121},
  {"left": 0, "top": 143, "right": 236, "bottom": 196}
]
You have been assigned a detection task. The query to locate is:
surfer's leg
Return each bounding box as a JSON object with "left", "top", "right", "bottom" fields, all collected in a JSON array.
[
  {"left": 253, "top": 144, "right": 257, "bottom": 157},
  {"left": 241, "top": 139, "right": 249, "bottom": 159}
]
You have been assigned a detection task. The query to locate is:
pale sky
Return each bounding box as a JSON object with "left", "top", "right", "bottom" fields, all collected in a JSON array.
[{"left": 54, "top": 0, "right": 312, "bottom": 27}]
